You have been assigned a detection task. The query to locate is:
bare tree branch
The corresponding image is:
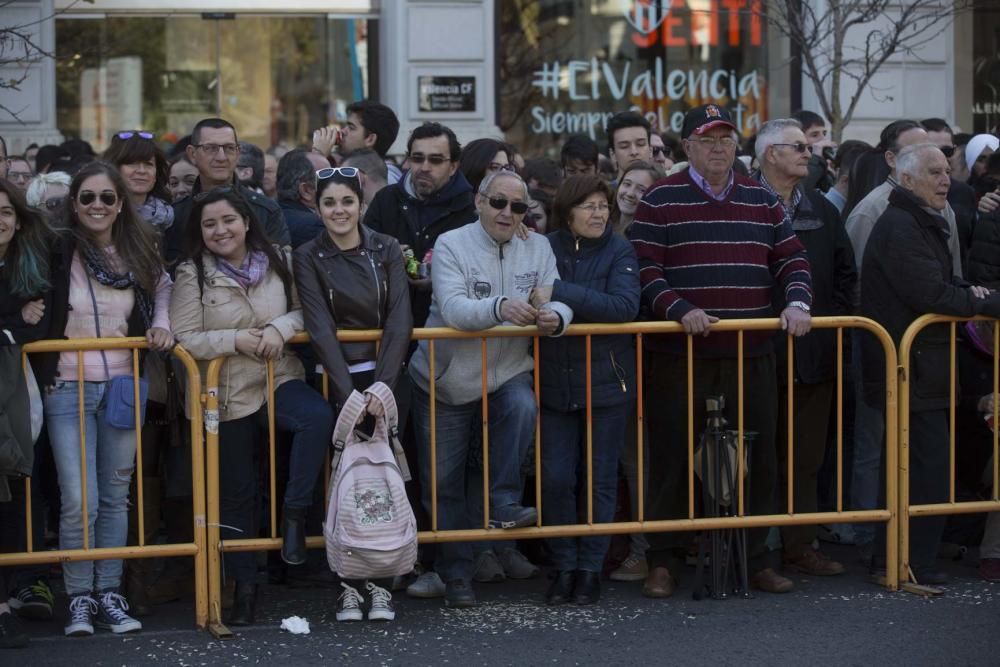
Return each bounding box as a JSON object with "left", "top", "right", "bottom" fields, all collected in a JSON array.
[{"left": 760, "top": 0, "right": 976, "bottom": 140}]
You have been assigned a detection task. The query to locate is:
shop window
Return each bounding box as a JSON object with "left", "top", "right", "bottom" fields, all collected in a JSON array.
[{"left": 55, "top": 14, "right": 372, "bottom": 152}]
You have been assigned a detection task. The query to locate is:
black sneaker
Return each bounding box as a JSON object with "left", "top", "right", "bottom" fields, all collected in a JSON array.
[
  {"left": 366, "top": 582, "right": 395, "bottom": 621},
  {"left": 0, "top": 611, "right": 29, "bottom": 649},
  {"left": 489, "top": 504, "right": 538, "bottom": 529},
  {"left": 8, "top": 580, "right": 55, "bottom": 620},
  {"left": 64, "top": 594, "right": 98, "bottom": 637},
  {"left": 444, "top": 579, "right": 476, "bottom": 608},
  {"left": 94, "top": 591, "right": 142, "bottom": 634}
]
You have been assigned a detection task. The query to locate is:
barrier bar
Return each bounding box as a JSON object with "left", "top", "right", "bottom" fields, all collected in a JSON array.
[
  {"left": 787, "top": 333, "right": 794, "bottom": 514},
  {"left": 78, "top": 349, "right": 88, "bottom": 550},
  {"left": 636, "top": 332, "right": 645, "bottom": 523},
  {"left": 585, "top": 335, "right": 593, "bottom": 525},
  {"left": 949, "top": 323, "right": 956, "bottom": 504},
  {"left": 480, "top": 337, "right": 489, "bottom": 529},
  {"left": 836, "top": 328, "right": 844, "bottom": 512},
  {"left": 533, "top": 336, "right": 542, "bottom": 526},
  {"left": 429, "top": 340, "right": 438, "bottom": 532},
  {"left": 737, "top": 330, "right": 744, "bottom": 517},
  {"left": 133, "top": 350, "right": 145, "bottom": 547},
  {"left": 686, "top": 334, "right": 694, "bottom": 520}
]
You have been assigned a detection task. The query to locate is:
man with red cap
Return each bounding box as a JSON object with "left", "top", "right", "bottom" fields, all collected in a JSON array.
[{"left": 628, "top": 104, "right": 814, "bottom": 598}]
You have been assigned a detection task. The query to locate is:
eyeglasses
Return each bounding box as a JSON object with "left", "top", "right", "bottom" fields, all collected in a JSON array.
[
  {"left": 489, "top": 162, "right": 515, "bottom": 172},
  {"left": 194, "top": 143, "right": 240, "bottom": 156},
  {"left": 6, "top": 171, "right": 32, "bottom": 182},
  {"left": 486, "top": 196, "right": 529, "bottom": 215},
  {"left": 316, "top": 167, "right": 360, "bottom": 179},
  {"left": 771, "top": 142, "right": 810, "bottom": 154},
  {"left": 575, "top": 202, "right": 610, "bottom": 214},
  {"left": 117, "top": 131, "right": 154, "bottom": 140},
  {"left": 652, "top": 146, "right": 665, "bottom": 157},
  {"left": 408, "top": 153, "right": 450, "bottom": 166},
  {"left": 78, "top": 190, "right": 118, "bottom": 206},
  {"left": 690, "top": 136, "right": 739, "bottom": 149},
  {"left": 193, "top": 185, "right": 236, "bottom": 203},
  {"left": 45, "top": 196, "right": 65, "bottom": 211},
  {"left": 939, "top": 145, "right": 956, "bottom": 158}
]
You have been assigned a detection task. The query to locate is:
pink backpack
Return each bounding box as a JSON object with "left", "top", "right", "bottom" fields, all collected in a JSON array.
[{"left": 324, "top": 382, "right": 417, "bottom": 580}]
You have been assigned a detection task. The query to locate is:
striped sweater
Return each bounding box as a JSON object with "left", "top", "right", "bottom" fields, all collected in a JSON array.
[{"left": 629, "top": 170, "right": 812, "bottom": 356}]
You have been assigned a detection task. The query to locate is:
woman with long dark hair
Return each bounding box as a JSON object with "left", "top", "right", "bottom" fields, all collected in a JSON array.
[
  {"left": 458, "top": 138, "right": 515, "bottom": 193},
  {"left": 0, "top": 180, "right": 54, "bottom": 649},
  {"left": 102, "top": 131, "right": 174, "bottom": 234},
  {"left": 36, "top": 161, "right": 174, "bottom": 638},
  {"left": 169, "top": 187, "right": 333, "bottom": 627}
]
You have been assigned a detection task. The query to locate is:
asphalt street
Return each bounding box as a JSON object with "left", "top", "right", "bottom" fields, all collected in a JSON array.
[{"left": 11, "top": 544, "right": 1000, "bottom": 666}]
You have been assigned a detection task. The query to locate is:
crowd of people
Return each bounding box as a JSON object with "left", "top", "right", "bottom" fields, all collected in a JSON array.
[{"left": 1, "top": 98, "right": 1000, "bottom": 648}]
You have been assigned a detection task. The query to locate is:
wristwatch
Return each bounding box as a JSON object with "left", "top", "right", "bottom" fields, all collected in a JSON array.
[{"left": 788, "top": 301, "right": 811, "bottom": 313}]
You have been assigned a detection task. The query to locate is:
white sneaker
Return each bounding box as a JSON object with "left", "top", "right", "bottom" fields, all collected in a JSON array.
[
  {"left": 64, "top": 594, "right": 98, "bottom": 637},
  {"left": 406, "top": 571, "right": 446, "bottom": 599},
  {"left": 336, "top": 583, "right": 364, "bottom": 622},
  {"left": 366, "top": 582, "right": 395, "bottom": 621},
  {"left": 94, "top": 591, "right": 142, "bottom": 634},
  {"left": 609, "top": 553, "right": 648, "bottom": 582}
]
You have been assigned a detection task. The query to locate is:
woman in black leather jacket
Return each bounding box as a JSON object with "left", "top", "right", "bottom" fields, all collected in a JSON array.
[{"left": 292, "top": 167, "right": 412, "bottom": 623}]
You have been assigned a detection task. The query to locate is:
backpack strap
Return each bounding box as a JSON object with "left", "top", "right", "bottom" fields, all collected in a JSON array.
[
  {"left": 364, "top": 381, "right": 411, "bottom": 482},
  {"left": 331, "top": 390, "right": 367, "bottom": 472}
]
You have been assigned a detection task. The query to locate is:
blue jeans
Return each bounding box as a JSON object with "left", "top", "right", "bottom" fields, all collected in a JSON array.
[
  {"left": 45, "top": 381, "right": 138, "bottom": 595},
  {"left": 850, "top": 331, "right": 885, "bottom": 546},
  {"left": 541, "top": 403, "right": 629, "bottom": 572},
  {"left": 412, "top": 372, "right": 537, "bottom": 583}
]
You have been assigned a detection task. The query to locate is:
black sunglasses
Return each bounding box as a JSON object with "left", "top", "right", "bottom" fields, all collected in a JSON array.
[
  {"left": 939, "top": 145, "right": 956, "bottom": 158},
  {"left": 193, "top": 185, "right": 236, "bottom": 203},
  {"left": 117, "top": 131, "right": 154, "bottom": 140},
  {"left": 77, "top": 190, "right": 118, "bottom": 206},
  {"left": 772, "top": 142, "right": 810, "bottom": 154},
  {"left": 316, "top": 167, "right": 360, "bottom": 179},
  {"left": 408, "top": 154, "right": 450, "bottom": 166},
  {"left": 487, "top": 196, "right": 529, "bottom": 215},
  {"left": 45, "top": 196, "right": 65, "bottom": 210}
]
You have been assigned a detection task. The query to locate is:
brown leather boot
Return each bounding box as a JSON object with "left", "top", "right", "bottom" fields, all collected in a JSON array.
[
  {"left": 641, "top": 565, "right": 677, "bottom": 598},
  {"left": 783, "top": 546, "right": 846, "bottom": 576},
  {"left": 751, "top": 567, "right": 794, "bottom": 593}
]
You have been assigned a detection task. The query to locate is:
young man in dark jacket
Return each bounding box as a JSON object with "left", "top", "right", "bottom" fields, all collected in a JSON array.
[
  {"left": 754, "top": 119, "right": 857, "bottom": 578},
  {"left": 861, "top": 143, "right": 1000, "bottom": 584},
  {"left": 363, "top": 122, "right": 477, "bottom": 327}
]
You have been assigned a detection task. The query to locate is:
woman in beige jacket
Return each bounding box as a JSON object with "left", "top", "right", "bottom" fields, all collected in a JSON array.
[{"left": 169, "top": 188, "right": 333, "bottom": 627}]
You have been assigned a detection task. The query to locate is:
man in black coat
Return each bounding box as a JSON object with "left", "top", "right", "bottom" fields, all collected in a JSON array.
[
  {"left": 165, "top": 118, "right": 290, "bottom": 265},
  {"left": 275, "top": 149, "right": 331, "bottom": 249},
  {"left": 362, "top": 122, "right": 477, "bottom": 327},
  {"left": 754, "top": 119, "right": 857, "bottom": 578},
  {"left": 862, "top": 143, "right": 1000, "bottom": 584}
]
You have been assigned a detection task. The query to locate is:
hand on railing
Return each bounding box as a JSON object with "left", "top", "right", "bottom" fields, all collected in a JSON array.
[
  {"left": 501, "top": 298, "right": 537, "bottom": 326},
  {"left": 536, "top": 308, "right": 560, "bottom": 336},
  {"left": 235, "top": 329, "right": 263, "bottom": 359},
  {"left": 780, "top": 307, "right": 811, "bottom": 337},
  {"left": 146, "top": 327, "right": 175, "bottom": 352},
  {"left": 681, "top": 308, "right": 718, "bottom": 337},
  {"left": 255, "top": 325, "right": 284, "bottom": 361},
  {"left": 529, "top": 286, "right": 552, "bottom": 308}
]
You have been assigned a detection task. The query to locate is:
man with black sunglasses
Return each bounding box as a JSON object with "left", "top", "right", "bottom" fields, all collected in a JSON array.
[
  {"left": 363, "top": 122, "right": 478, "bottom": 327},
  {"left": 754, "top": 119, "right": 856, "bottom": 580},
  {"left": 407, "top": 170, "right": 573, "bottom": 609},
  {"left": 165, "top": 117, "right": 289, "bottom": 265}
]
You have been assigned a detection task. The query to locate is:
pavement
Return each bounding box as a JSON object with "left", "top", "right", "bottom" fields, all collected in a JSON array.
[{"left": 9, "top": 544, "right": 1000, "bottom": 666}]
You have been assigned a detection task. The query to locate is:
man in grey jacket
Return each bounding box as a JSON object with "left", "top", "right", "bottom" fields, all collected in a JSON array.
[{"left": 408, "top": 171, "right": 573, "bottom": 608}]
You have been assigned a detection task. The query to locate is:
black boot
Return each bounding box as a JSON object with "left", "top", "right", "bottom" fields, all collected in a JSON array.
[
  {"left": 572, "top": 570, "right": 601, "bottom": 605},
  {"left": 281, "top": 506, "right": 307, "bottom": 566},
  {"left": 228, "top": 582, "right": 257, "bottom": 627},
  {"left": 545, "top": 571, "right": 576, "bottom": 605}
]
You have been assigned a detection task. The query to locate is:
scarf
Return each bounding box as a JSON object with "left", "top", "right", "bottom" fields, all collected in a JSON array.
[
  {"left": 80, "top": 243, "right": 154, "bottom": 330},
  {"left": 138, "top": 196, "right": 175, "bottom": 232},
  {"left": 217, "top": 250, "right": 269, "bottom": 290}
]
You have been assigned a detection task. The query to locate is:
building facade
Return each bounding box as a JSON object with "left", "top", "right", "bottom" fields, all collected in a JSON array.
[{"left": 1, "top": 1, "right": 997, "bottom": 156}]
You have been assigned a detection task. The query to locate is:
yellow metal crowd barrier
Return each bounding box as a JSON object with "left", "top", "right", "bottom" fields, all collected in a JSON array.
[
  {"left": 3, "top": 317, "right": 908, "bottom": 637},
  {"left": 200, "top": 316, "right": 899, "bottom": 635},
  {"left": 897, "top": 315, "right": 1000, "bottom": 591},
  {"left": 5, "top": 338, "right": 209, "bottom": 628}
]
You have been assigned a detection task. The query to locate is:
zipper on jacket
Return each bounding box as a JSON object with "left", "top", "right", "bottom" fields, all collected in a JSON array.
[
  {"left": 610, "top": 351, "right": 627, "bottom": 393},
  {"left": 363, "top": 250, "right": 383, "bottom": 328},
  {"left": 494, "top": 243, "right": 506, "bottom": 389}
]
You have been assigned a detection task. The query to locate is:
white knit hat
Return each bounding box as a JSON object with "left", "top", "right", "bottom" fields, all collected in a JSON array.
[{"left": 965, "top": 133, "right": 1000, "bottom": 172}]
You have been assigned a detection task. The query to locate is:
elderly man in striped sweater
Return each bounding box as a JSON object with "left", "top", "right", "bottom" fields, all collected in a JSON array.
[{"left": 628, "top": 104, "right": 813, "bottom": 598}]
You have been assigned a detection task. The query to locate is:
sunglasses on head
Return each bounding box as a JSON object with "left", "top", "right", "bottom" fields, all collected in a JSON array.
[
  {"left": 77, "top": 190, "right": 118, "bottom": 206},
  {"left": 486, "top": 196, "right": 529, "bottom": 215},
  {"left": 316, "top": 167, "right": 360, "bottom": 179},
  {"left": 116, "top": 131, "right": 154, "bottom": 140}
]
